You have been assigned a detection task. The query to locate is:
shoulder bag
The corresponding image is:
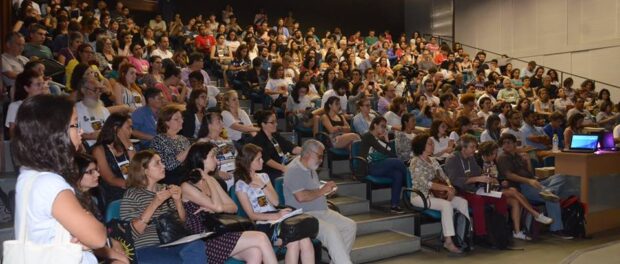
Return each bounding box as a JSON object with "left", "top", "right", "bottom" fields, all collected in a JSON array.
[{"left": 3, "top": 172, "right": 83, "bottom": 263}]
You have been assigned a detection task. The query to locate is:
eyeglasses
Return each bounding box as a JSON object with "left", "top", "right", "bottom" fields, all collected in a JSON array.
[
  {"left": 310, "top": 150, "right": 324, "bottom": 160},
  {"left": 69, "top": 123, "right": 80, "bottom": 129}
]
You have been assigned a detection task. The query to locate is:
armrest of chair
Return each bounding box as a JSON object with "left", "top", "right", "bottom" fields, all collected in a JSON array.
[
  {"left": 314, "top": 131, "right": 332, "bottom": 146},
  {"left": 402, "top": 188, "right": 428, "bottom": 211},
  {"left": 350, "top": 156, "right": 369, "bottom": 180}
]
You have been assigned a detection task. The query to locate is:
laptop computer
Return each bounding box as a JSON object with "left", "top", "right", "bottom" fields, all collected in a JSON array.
[
  {"left": 598, "top": 131, "right": 619, "bottom": 151},
  {"left": 562, "top": 134, "right": 599, "bottom": 153}
]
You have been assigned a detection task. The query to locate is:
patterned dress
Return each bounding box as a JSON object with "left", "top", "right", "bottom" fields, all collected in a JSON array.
[{"left": 183, "top": 201, "right": 242, "bottom": 264}]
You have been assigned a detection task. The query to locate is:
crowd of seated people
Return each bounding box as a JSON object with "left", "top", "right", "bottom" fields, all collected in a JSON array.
[{"left": 6, "top": 0, "right": 620, "bottom": 262}]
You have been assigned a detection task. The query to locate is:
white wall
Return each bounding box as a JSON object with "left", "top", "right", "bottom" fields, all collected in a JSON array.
[
  {"left": 455, "top": 0, "right": 620, "bottom": 101},
  {"left": 404, "top": 0, "right": 453, "bottom": 38}
]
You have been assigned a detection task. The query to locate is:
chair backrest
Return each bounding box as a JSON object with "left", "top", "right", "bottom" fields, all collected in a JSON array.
[
  {"left": 228, "top": 186, "right": 248, "bottom": 218},
  {"left": 105, "top": 200, "right": 122, "bottom": 223},
  {"left": 404, "top": 170, "right": 413, "bottom": 201},
  {"left": 350, "top": 140, "right": 363, "bottom": 173},
  {"left": 274, "top": 177, "right": 285, "bottom": 206},
  {"left": 543, "top": 156, "right": 555, "bottom": 167},
  {"left": 279, "top": 131, "right": 297, "bottom": 146}
]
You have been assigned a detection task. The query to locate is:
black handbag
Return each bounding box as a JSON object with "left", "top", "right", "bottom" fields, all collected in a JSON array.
[
  {"left": 204, "top": 213, "right": 254, "bottom": 234},
  {"left": 278, "top": 214, "right": 319, "bottom": 244},
  {"left": 153, "top": 201, "right": 190, "bottom": 244}
]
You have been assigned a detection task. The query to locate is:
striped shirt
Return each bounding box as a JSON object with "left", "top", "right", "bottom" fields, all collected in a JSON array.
[{"left": 119, "top": 185, "right": 180, "bottom": 249}]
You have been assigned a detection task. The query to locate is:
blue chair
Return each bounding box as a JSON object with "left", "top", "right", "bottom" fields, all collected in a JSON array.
[
  {"left": 401, "top": 171, "right": 442, "bottom": 251},
  {"left": 105, "top": 200, "right": 122, "bottom": 223},
  {"left": 543, "top": 156, "right": 555, "bottom": 167},
  {"left": 350, "top": 140, "right": 394, "bottom": 204},
  {"left": 286, "top": 114, "right": 313, "bottom": 146},
  {"left": 228, "top": 186, "right": 248, "bottom": 218},
  {"left": 274, "top": 177, "right": 286, "bottom": 206},
  {"left": 315, "top": 122, "right": 351, "bottom": 178}
]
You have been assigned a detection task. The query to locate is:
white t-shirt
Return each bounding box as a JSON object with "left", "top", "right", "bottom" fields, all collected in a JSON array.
[
  {"left": 477, "top": 111, "right": 492, "bottom": 124},
  {"left": 321, "top": 89, "right": 348, "bottom": 113},
  {"left": 383, "top": 111, "right": 401, "bottom": 128},
  {"left": 265, "top": 78, "right": 290, "bottom": 100},
  {"left": 207, "top": 85, "right": 220, "bottom": 108},
  {"left": 76, "top": 100, "right": 110, "bottom": 147},
  {"left": 614, "top": 124, "right": 620, "bottom": 140},
  {"left": 480, "top": 130, "right": 496, "bottom": 143},
  {"left": 431, "top": 136, "right": 451, "bottom": 157},
  {"left": 501, "top": 127, "right": 526, "bottom": 147},
  {"left": 5, "top": 100, "right": 23, "bottom": 128},
  {"left": 15, "top": 169, "right": 97, "bottom": 264},
  {"left": 150, "top": 48, "right": 173, "bottom": 60},
  {"left": 222, "top": 109, "right": 253, "bottom": 141}
]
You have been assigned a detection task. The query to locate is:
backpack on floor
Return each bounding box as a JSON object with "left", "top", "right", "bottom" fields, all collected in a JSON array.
[
  {"left": 449, "top": 210, "right": 474, "bottom": 252},
  {"left": 485, "top": 210, "right": 512, "bottom": 249},
  {"left": 561, "top": 195, "right": 586, "bottom": 238}
]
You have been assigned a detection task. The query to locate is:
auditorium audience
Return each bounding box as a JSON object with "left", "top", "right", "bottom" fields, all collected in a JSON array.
[{"left": 7, "top": 3, "right": 619, "bottom": 260}]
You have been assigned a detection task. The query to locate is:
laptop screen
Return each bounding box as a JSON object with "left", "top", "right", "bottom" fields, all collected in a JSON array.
[
  {"left": 599, "top": 131, "right": 616, "bottom": 149},
  {"left": 570, "top": 134, "right": 599, "bottom": 150}
]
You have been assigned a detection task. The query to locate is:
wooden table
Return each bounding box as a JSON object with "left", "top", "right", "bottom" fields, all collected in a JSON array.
[{"left": 554, "top": 151, "right": 620, "bottom": 235}]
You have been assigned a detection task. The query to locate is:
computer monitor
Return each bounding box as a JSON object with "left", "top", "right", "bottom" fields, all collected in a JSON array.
[{"left": 569, "top": 134, "right": 599, "bottom": 151}]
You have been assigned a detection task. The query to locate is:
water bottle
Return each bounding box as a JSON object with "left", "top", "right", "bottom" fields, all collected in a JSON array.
[
  {"left": 552, "top": 134, "right": 559, "bottom": 152},
  {"left": 484, "top": 165, "right": 491, "bottom": 193}
]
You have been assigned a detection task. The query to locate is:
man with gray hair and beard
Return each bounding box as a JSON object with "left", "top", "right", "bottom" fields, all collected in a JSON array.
[{"left": 283, "top": 139, "right": 356, "bottom": 264}]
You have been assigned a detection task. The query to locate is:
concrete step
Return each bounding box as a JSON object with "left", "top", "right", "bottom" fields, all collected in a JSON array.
[
  {"left": 351, "top": 230, "right": 420, "bottom": 263},
  {"left": 349, "top": 210, "right": 416, "bottom": 236},
  {"left": 330, "top": 179, "right": 366, "bottom": 199},
  {"left": 328, "top": 196, "right": 369, "bottom": 216}
]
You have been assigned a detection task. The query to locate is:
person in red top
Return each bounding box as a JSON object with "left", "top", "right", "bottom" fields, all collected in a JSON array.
[{"left": 195, "top": 25, "right": 216, "bottom": 57}]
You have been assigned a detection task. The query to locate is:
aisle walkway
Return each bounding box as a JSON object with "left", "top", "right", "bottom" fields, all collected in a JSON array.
[{"left": 376, "top": 228, "right": 620, "bottom": 264}]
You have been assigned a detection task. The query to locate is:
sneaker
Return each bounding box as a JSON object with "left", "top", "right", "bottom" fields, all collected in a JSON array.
[
  {"left": 390, "top": 206, "right": 405, "bottom": 214},
  {"left": 539, "top": 190, "right": 560, "bottom": 202},
  {"left": 513, "top": 231, "right": 532, "bottom": 241},
  {"left": 535, "top": 213, "right": 553, "bottom": 225},
  {"left": 551, "top": 230, "right": 574, "bottom": 240}
]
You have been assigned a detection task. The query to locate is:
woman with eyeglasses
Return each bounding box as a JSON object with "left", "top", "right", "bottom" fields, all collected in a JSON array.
[
  {"left": 151, "top": 104, "right": 191, "bottom": 185},
  {"left": 250, "top": 110, "right": 302, "bottom": 182},
  {"left": 74, "top": 153, "right": 130, "bottom": 263},
  {"left": 13, "top": 95, "right": 107, "bottom": 264},
  {"left": 5, "top": 70, "right": 49, "bottom": 138},
  {"left": 352, "top": 97, "right": 377, "bottom": 134},
  {"left": 360, "top": 117, "right": 407, "bottom": 213}
]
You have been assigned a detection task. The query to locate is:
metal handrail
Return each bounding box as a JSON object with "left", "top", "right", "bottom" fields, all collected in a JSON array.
[{"left": 420, "top": 33, "right": 620, "bottom": 90}]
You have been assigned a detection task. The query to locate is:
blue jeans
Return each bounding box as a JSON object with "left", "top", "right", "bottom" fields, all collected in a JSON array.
[
  {"left": 135, "top": 240, "right": 207, "bottom": 264},
  {"left": 369, "top": 158, "right": 406, "bottom": 206},
  {"left": 520, "top": 182, "right": 564, "bottom": 232}
]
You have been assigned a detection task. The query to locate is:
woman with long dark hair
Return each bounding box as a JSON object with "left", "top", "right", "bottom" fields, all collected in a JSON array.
[
  {"left": 74, "top": 153, "right": 129, "bottom": 263},
  {"left": 196, "top": 110, "right": 238, "bottom": 188},
  {"left": 181, "top": 142, "right": 276, "bottom": 264},
  {"left": 181, "top": 89, "right": 208, "bottom": 139},
  {"left": 359, "top": 117, "right": 407, "bottom": 213},
  {"left": 13, "top": 95, "right": 107, "bottom": 263},
  {"left": 234, "top": 144, "right": 313, "bottom": 264},
  {"left": 91, "top": 113, "right": 135, "bottom": 203},
  {"left": 480, "top": 114, "right": 502, "bottom": 143}
]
